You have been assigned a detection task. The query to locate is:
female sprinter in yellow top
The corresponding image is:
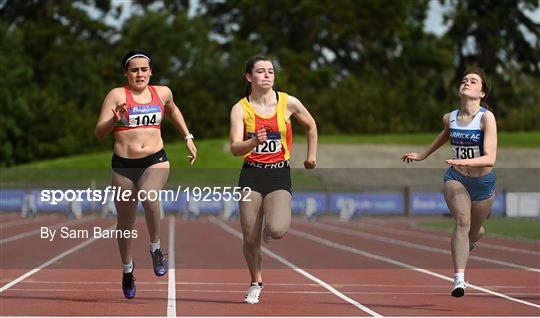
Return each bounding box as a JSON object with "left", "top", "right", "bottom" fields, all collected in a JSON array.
[{"left": 229, "top": 55, "right": 318, "bottom": 304}]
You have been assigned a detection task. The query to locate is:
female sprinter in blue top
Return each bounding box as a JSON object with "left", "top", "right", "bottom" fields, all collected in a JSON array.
[{"left": 401, "top": 66, "right": 497, "bottom": 298}]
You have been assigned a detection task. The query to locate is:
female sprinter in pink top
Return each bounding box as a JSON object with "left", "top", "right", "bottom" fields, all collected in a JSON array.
[{"left": 95, "top": 49, "right": 197, "bottom": 299}]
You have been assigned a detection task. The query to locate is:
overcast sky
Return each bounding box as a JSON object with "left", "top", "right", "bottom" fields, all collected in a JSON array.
[
  {"left": 87, "top": 0, "right": 538, "bottom": 38},
  {"left": 90, "top": 0, "right": 453, "bottom": 35}
]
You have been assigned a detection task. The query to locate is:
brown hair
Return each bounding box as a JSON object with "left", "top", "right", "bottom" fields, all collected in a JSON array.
[
  {"left": 463, "top": 66, "right": 490, "bottom": 107},
  {"left": 244, "top": 55, "right": 272, "bottom": 98},
  {"left": 122, "top": 49, "right": 152, "bottom": 71}
]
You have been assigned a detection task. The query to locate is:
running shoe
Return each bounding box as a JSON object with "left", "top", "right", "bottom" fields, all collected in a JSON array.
[
  {"left": 244, "top": 282, "right": 263, "bottom": 304},
  {"left": 122, "top": 264, "right": 136, "bottom": 299},
  {"left": 150, "top": 248, "right": 168, "bottom": 277},
  {"left": 469, "top": 241, "right": 478, "bottom": 252},
  {"left": 451, "top": 279, "right": 467, "bottom": 297}
]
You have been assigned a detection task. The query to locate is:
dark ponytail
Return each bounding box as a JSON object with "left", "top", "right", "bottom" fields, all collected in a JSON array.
[{"left": 245, "top": 83, "right": 252, "bottom": 99}]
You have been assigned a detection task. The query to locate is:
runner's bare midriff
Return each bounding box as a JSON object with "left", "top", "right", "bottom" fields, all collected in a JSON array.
[
  {"left": 454, "top": 165, "right": 492, "bottom": 178},
  {"left": 114, "top": 128, "right": 163, "bottom": 158}
]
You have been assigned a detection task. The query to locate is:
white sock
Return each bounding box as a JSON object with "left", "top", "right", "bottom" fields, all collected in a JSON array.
[
  {"left": 150, "top": 240, "right": 161, "bottom": 253},
  {"left": 454, "top": 272, "right": 465, "bottom": 282},
  {"left": 122, "top": 259, "right": 133, "bottom": 273}
]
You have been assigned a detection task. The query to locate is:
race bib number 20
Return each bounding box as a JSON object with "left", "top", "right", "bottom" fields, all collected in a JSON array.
[
  {"left": 253, "top": 139, "right": 282, "bottom": 154},
  {"left": 249, "top": 131, "right": 283, "bottom": 154}
]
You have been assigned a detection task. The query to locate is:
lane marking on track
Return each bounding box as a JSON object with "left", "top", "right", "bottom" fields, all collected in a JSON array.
[
  {"left": 288, "top": 227, "right": 540, "bottom": 309},
  {"left": 1, "top": 215, "right": 61, "bottom": 229},
  {"left": 0, "top": 217, "right": 99, "bottom": 244},
  {"left": 7, "top": 280, "right": 539, "bottom": 294},
  {"left": 5, "top": 288, "right": 539, "bottom": 296},
  {"left": 8, "top": 280, "right": 537, "bottom": 290},
  {"left": 0, "top": 225, "right": 115, "bottom": 293},
  {"left": 167, "top": 215, "right": 176, "bottom": 317},
  {"left": 210, "top": 217, "right": 382, "bottom": 317},
  {"left": 325, "top": 219, "right": 540, "bottom": 256},
  {"left": 310, "top": 222, "right": 540, "bottom": 272}
]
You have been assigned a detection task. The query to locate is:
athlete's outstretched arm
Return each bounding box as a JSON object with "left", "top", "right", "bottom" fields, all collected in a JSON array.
[
  {"left": 401, "top": 113, "right": 450, "bottom": 163},
  {"left": 161, "top": 86, "right": 197, "bottom": 165},
  {"left": 446, "top": 111, "right": 497, "bottom": 167},
  {"left": 229, "top": 103, "right": 267, "bottom": 156},
  {"left": 288, "top": 96, "right": 317, "bottom": 169},
  {"left": 95, "top": 88, "right": 124, "bottom": 139}
]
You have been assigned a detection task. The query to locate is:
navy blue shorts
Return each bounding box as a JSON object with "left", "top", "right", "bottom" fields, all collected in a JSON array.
[{"left": 444, "top": 166, "right": 496, "bottom": 202}]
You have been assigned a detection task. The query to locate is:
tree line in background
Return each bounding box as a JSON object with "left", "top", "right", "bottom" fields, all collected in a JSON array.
[{"left": 1, "top": 0, "right": 538, "bottom": 166}]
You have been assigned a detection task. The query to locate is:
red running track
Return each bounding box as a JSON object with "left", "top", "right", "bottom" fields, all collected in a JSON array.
[{"left": 0, "top": 212, "right": 539, "bottom": 316}]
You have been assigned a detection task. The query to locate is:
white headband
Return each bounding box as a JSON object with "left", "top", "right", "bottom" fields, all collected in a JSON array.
[{"left": 124, "top": 54, "right": 151, "bottom": 67}]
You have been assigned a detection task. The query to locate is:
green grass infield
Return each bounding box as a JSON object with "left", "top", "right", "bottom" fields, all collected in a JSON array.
[{"left": 417, "top": 216, "right": 540, "bottom": 240}]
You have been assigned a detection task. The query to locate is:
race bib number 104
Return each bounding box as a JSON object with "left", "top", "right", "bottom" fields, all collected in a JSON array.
[{"left": 128, "top": 105, "right": 162, "bottom": 127}]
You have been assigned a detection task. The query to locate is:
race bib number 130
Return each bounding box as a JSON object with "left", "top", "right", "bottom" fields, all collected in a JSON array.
[{"left": 453, "top": 146, "right": 480, "bottom": 159}]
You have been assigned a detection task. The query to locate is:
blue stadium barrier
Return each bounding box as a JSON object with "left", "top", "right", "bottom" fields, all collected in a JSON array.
[{"left": 0, "top": 188, "right": 508, "bottom": 216}]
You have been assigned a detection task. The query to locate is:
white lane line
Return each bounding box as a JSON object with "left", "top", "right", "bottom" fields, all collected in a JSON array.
[
  {"left": 6, "top": 288, "right": 539, "bottom": 296},
  {"left": 167, "top": 215, "right": 176, "bottom": 317},
  {"left": 1, "top": 215, "right": 60, "bottom": 229},
  {"left": 0, "top": 225, "right": 115, "bottom": 293},
  {"left": 0, "top": 217, "right": 98, "bottom": 244},
  {"left": 311, "top": 222, "right": 540, "bottom": 272},
  {"left": 326, "top": 219, "right": 540, "bottom": 256},
  {"left": 289, "top": 228, "right": 540, "bottom": 309},
  {"left": 10, "top": 280, "right": 537, "bottom": 290},
  {"left": 210, "top": 217, "right": 382, "bottom": 317}
]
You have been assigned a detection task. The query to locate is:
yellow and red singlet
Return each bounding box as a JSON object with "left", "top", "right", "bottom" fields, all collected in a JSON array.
[{"left": 241, "top": 91, "right": 292, "bottom": 163}]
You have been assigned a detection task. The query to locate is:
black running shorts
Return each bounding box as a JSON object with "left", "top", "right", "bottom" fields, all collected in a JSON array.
[{"left": 238, "top": 160, "right": 292, "bottom": 196}]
